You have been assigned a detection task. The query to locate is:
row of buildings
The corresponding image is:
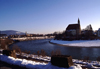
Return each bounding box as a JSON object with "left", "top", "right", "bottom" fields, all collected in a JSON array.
[{"left": 0, "top": 33, "right": 54, "bottom": 39}]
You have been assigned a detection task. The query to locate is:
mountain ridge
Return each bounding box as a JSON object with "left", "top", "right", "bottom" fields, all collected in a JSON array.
[{"left": 1, "top": 30, "right": 25, "bottom": 35}]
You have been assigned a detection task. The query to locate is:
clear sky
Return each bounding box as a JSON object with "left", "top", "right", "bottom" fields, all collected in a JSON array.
[{"left": 0, "top": 0, "right": 100, "bottom": 34}]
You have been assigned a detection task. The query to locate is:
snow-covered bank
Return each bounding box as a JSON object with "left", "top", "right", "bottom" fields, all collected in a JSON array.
[
  {"left": 11, "top": 36, "right": 54, "bottom": 41},
  {"left": 73, "top": 59, "right": 100, "bottom": 69},
  {"left": 0, "top": 54, "right": 82, "bottom": 69},
  {"left": 50, "top": 39, "right": 100, "bottom": 47},
  {"left": 0, "top": 49, "right": 100, "bottom": 69}
]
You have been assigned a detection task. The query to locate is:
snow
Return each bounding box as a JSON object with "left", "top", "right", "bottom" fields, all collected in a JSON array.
[
  {"left": 20, "top": 53, "right": 51, "bottom": 62},
  {"left": 0, "top": 48, "right": 100, "bottom": 69},
  {"left": 11, "top": 36, "right": 54, "bottom": 41},
  {"left": 0, "top": 54, "right": 82, "bottom": 69},
  {"left": 73, "top": 59, "right": 100, "bottom": 69},
  {"left": 50, "top": 39, "right": 100, "bottom": 47}
]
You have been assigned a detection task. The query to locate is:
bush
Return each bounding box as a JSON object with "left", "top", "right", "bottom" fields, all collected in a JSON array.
[
  {"left": 23, "top": 50, "right": 30, "bottom": 54},
  {"left": 37, "top": 51, "right": 40, "bottom": 56},
  {"left": 97, "top": 56, "right": 100, "bottom": 62},
  {"left": 3, "top": 50, "right": 16, "bottom": 58},
  {"left": 12, "top": 45, "right": 21, "bottom": 54},
  {"left": 51, "top": 49, "right": 61, "bottom": 56},
  {"left": 83, "top": 56, "right": 89, "bottom": 62},
  {"left": 0, "top": 38, "right": 13, "bottom": 49},
  {"left": 51, "top": 51, "right": 55, "bottom": 56},
  {"left": 40, "top": 49, "right": 46, "bottom": 56}
]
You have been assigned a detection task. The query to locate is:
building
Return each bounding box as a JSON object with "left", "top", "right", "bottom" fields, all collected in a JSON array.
[
  {"left": 0, "top": 34, "right": 7, "bottom": 38},
  {"left": 66, "top": 18, "right": 81, "bottom": 36},
  {"left": 98, "top": 28, "right": 100, "bottom": 37}
]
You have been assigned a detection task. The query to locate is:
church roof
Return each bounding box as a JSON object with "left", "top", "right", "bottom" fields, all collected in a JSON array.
[{"left": 66, "top": 23, "right": 80, "bottom": 30}]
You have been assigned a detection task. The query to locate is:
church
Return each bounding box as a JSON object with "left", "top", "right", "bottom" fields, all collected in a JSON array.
[{"left": 66, "top": 18, "right": 81, "bottom": 36}]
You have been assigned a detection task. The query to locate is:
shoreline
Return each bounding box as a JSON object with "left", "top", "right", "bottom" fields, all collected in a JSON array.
[
  {"left": 0, "top": 60, "right": 27, "bottom": 69},
  {"left": 1, "top": 39, "right": 100, "bottom": 69},
  {"left": 11, "top": 36, "right": 54, "bottom": 42},
  {"left": 49, "top": 39, "right": 100, "bottom": 48},
  {"left": 0, "top": 51, "right": 100, "bottom": 69},
  {"left": 8, "top": 37, "right": 53, "bottom": 46}
]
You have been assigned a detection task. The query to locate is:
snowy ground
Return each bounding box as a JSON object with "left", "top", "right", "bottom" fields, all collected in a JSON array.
[
  {"left": 0, "top": 49, "right": 100, "bottom": 69},
  {"left": 11, "top": 36, "right": 54, "bottom": 41},
  {"left": 50, "top": 39, "right": 100, "bottom": 47},
  {"left": 0, "top": 54, "right": 82, "bottom": 69}
]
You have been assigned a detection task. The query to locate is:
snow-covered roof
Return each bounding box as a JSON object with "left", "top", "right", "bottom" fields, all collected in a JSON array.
[{"left": 66, "top": 24, "right": 80, "bottom": 30}]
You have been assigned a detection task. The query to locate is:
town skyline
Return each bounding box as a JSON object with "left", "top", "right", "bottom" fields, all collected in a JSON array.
[{"left": 0, "top": 0, "right": 100, "bottom": 34}]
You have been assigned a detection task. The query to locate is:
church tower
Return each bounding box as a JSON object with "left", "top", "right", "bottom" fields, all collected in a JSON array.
[
  {"left": 78, "top": 18, "right": 80, "bottom": 25},
  {"left": 77, "top": 18, "right": 81, "bottom": 35}
]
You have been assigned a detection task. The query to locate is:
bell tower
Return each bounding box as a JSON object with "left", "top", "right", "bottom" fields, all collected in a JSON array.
[
  {"left": 77, "top": 18, "right": 81, "bottom": 35},
  {"left": 78, "top": 18, "right": 80, "bottom": 25}
]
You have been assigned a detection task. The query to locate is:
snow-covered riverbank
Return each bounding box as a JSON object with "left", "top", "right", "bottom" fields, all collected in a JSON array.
[
  {"left": 50, "top": 39, "right": 100, "bottom": 47},
  {"left": 0, "top": 49, "right": 100, "bottom": 69},
  {"left": 0, "top": 54, "right": 82, "bottom": 69},
  {"left": 11, "top": 36, "right": 54, "bottom": 41}
]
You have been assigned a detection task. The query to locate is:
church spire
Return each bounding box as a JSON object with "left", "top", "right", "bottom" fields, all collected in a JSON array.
[{"left": 78, "top": 18, "right": 80, "bottom": 24}]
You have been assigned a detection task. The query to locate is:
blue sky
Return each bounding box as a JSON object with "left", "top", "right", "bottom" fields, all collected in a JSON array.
[{"left": 0, "top": 0, "right": 100, "bottom": 34}]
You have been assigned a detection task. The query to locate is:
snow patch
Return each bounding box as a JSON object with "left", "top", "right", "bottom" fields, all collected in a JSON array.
[
  {"left": 50, "top": 39, "right": 100, "bottom": 47},
  {"left": 0, "top": 54, "right": 82, "bottom": 69}
]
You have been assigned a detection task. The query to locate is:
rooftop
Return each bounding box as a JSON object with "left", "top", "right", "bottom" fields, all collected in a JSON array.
[{"left": 66, "top": 23, "right": 80, "bottom": 30}]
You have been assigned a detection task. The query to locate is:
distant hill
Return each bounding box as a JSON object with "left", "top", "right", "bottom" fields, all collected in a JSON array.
[{"left": 1, "top": 30, "right": 25, "bottom": 35}]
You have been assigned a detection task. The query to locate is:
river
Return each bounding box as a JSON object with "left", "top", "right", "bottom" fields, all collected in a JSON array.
[{"left": 9, "top": 39, "right": 100, "bottom": 60}]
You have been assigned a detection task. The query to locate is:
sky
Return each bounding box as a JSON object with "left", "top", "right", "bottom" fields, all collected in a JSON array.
[{"left": 0, "top": 0, "right": 100, "bottom": 34}]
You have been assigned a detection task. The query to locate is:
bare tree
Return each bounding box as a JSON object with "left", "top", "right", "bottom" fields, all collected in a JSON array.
[
  {"left": 51, "top": 49, "right": 61, "bottom": 56},
  {"left": 96, "top": 56, "right": 100, "bottom": 63},
  {"left": 12, "top": 44, "right": 21, "bottom": 55},
  {"left": 40, "top": 49, "right": 46, "bottom": 57},
  {"left": 83, "top": 56, "right": 89, "bottom": 62},
  {"left": 37, "top": 51, "right": 40, "bottom": 56}
]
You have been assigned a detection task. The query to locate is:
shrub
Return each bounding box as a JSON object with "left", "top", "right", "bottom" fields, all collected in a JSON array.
[
  {"left": 83, "top": 56, "right": 89, "bottom": 62},
  {"left": 55, "top": 49, "right": 61, "bottom": 55},
  {"left": 96, "top": 56, "right": 100, "bottom": 63},
  {"left": 37, "top": 51, "right": 40, "bottom": 56},
  {"left": 0, "top": 38, "right": 13, "bottom": 49},
  {"left": 12, "top": 45, "right": 21, "bottom": 55},
  {"left": 23, "top": 50, "right": 30, "bottom": 54},
  {"left": 3, "top": 50, "right": 16, "bottom": 58},
  {"left": 51, "top": 49, "right": 61, "bottom": 56},
  {"left": 40, "top": 49, "right": 46, "bottom": 56},
  {"left": 51, "top": 51, "right": 55, "bottom": 56}
]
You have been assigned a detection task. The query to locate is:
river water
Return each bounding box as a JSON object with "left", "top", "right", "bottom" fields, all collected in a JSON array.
[{"left": 9, "top": 39, "right": 100, "bottom": 60}]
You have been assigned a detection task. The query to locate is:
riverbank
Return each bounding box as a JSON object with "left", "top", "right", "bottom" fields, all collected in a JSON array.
[
  {"left": 0, "top": 50, "right": 82, "bottom": 69},
  {"left": 0, "top": 60, "right": 27, "bottom": 69},
  {"left": 9, "top": 39, "right": 100, "bottom": 60},
  {"left": 50, "top": 39, "right": 100, "bottom": 47},
  {"left": 0, "top": 38, "right": 14, "bottom": 49},
  {"left": 1, "top": 39, "right": 100, "bottom": 68},
  {"left": 11, "top": 36, "right": 54, "bottom": 41},
  {"left": 0, "top": 49, "right": 100, "bottom": 69}
]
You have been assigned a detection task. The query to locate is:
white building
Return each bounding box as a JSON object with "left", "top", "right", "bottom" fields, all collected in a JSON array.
[{"left": 98, "top": 28, "right": 100, "bottom": 37}]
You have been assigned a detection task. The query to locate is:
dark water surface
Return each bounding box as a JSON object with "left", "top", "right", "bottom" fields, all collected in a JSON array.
[{"left": 9, "top": 39, "right": 100, "bottom": 60}]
